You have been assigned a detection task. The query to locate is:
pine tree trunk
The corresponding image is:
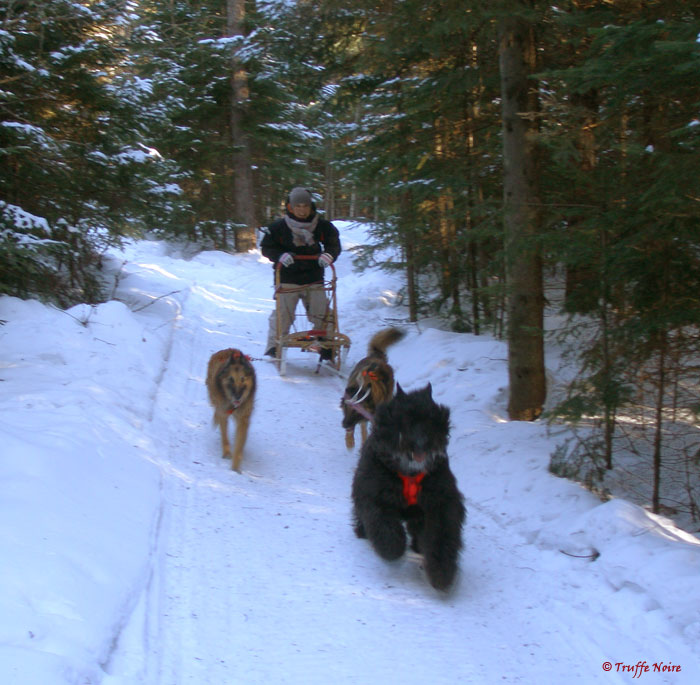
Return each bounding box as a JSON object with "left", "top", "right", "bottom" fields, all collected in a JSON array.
[
  {"left": 395, "top": 86, "right": 417, "bottom": 322},
  {"left": 325, "top": 138, "right": 335, "bottom": 219},
  {"left": 565, "top": 89, "right": 599, "bottom": 313},
  {"left": 401, "top": 190, "right": 418, "bottom": 323},
  {"left": 499, "top": 13, "right": 546, "bottom": 421},
  {"left": 468, "top": 237, "right": 480, "bottom": 335},
  {"left": 227, "top": 0, "right": 256, "bottom": 252},
  {"left": 652, "top": 330, "right": 668, "bottom": 514}
]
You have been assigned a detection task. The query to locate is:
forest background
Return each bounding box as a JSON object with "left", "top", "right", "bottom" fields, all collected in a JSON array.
[{"left": 1, "top": 0, "right": 700, "bottom": 531}]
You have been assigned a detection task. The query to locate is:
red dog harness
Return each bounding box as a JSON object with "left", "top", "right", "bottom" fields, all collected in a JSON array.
[{"left": 399, "top": 472, "right": 425, "bottom": 506}]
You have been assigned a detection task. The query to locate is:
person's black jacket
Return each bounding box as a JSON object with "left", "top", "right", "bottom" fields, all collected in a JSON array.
[{"left": 260, "top": 212, "right": 342, "bottom": 285}]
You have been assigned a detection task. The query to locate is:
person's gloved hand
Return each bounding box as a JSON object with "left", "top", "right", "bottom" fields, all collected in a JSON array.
[
  {"left": 318, "top": 253, "right": 333, "bottom": 267},
  {"left": 278, "top": 252, "right": 294, "bottom": 267}
]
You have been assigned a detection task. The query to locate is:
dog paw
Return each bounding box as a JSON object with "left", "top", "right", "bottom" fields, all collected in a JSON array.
[
  {"left": 424, "top": 559, "right": 458, "bottom": 591},
  {"left": 374, "top": 541, "right": 406, "bottom": 561},
  {"left": 371, "top": 529, "right": 407, "bottom": 561}
]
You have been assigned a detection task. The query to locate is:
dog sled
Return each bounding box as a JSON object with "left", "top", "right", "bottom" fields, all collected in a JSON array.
[{"left": 273, "top": 255, "right": 351, "bottom": 375}]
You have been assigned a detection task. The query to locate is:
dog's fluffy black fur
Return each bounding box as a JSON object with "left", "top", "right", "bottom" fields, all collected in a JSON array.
[{"left": 351, "top": 383, "right": 466, "bottom": 591}]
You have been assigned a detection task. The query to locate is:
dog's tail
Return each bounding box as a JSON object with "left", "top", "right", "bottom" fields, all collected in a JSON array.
[{"left": 367, "top": 327, "right": 405, "bottom": 361}]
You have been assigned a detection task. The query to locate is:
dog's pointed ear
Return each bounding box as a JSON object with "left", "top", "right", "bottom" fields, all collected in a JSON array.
[
  {"left": 396, "top": 383, "right": 406, "bottom": 397},
  {"left": 424, "top": 382, "right": 433, "bottom": 398}
]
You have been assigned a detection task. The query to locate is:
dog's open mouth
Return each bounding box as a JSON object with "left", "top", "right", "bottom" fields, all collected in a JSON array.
[{"left": 397, "top": 451, "right": 431, "bottom": 474}]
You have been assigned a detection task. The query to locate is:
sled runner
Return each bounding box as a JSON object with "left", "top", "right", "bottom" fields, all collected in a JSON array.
[{"left": 273, "top": 255, "right": 351, "bottom": 375}]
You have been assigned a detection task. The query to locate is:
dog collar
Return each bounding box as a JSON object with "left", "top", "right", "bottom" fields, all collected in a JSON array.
[{"left": 399, "top": 472, "right": 425, "bottom": 506}]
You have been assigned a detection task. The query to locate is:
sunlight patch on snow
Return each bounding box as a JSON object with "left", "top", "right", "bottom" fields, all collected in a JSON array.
[
  {"left": 201, "top": 327, "right": 234, "bottom": 340},
  {"left": 158, "top": 464, "right": 196, "bottom": 484},
  {"left": 39, "top": 598, "right": 82, "bottom": 622},
  {"left": 335, "top": 584, "right": 432, "bottom": 608},
  {"left": 378, "top": 290, "right": 399, "bottom": 306},
  {"left": 627, "top": 508, "right": 700, "bottom": 547},
  {"left": 289, "top": 486, "right": 322, "bottom": 497},
  {"left": 195, "top": 478, "right": 260, "bottom": 496},
  {"left": 135, "top": 263, "right": 180, "bottom": 280},
  {"left": 192, "top": 285, "right": 262, "bottom": 313}
]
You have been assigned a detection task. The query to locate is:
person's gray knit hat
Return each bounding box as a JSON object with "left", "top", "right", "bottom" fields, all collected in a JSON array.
[{"left": 288, "top": 187, "right": 312, "bottom": 205}]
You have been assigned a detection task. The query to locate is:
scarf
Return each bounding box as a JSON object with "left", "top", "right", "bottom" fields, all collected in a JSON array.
[{"left": 284, "top": 213, "right": 319, "bottom": 247}]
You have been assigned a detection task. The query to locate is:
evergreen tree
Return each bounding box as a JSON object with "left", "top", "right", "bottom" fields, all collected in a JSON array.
[
  {"left": 309, "top": 0, "right": 505, "bottom": 329},
  {"left": 545, "top": 2, "right": 700, "bottom": 520},
  {"left": 227, "top": 0, "right": 256, "bottom": 250},
  {"left": 0, "top": 0, "right": 181, "bottom": 304},
  {"left": 132, "top": 0, "right": 325, "bottom": 246},
  {"left": 498, "top": 2, "right": 546, "bottom": 421}
]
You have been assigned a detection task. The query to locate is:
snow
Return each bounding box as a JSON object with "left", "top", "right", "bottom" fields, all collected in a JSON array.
[
  {"left": 116, "top": 146, "right": 163, "bottom": 165},
  {"left": 1, "top": 221, "right": 699, "bottom": 684},
  {"left": 0, "top": 202, "right": 50, "bottom": 232}
]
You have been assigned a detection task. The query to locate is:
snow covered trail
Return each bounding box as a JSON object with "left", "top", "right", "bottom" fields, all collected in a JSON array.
[{"left": 104, "top": 229, "right": 700, "bottom": 684}]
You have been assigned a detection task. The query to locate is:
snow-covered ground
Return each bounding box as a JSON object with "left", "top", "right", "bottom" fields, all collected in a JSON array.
[{"left": 1, "top": 222, "right": 699, "bottom": 684}]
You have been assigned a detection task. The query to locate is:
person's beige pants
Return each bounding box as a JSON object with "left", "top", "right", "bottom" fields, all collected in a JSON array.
[{"left": 266, "top": 283, "right": 328, "bottom": 350}]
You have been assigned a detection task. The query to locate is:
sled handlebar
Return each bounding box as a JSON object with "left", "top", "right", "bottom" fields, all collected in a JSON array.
[{"left": 275, "top": 254, "right": 337, "bottom": 277}]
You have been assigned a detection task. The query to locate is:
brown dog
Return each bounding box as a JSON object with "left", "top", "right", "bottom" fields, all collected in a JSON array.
[
  {"left": 206, "top": 348, "right": 256, "bottom": 472},
  {"left": 341, "top": 327, "right": 405, "bottom": 449}
]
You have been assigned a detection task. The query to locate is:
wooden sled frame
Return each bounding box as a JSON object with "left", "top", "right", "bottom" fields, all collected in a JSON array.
[{"left": 274, "top": 256, "right": 351, "bottom": 375}]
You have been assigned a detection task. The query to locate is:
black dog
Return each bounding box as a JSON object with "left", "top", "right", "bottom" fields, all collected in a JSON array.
[{"left": 351, "top": 383, "right": 466, "bottom": 591}]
